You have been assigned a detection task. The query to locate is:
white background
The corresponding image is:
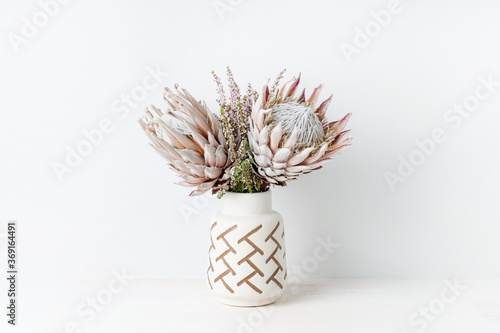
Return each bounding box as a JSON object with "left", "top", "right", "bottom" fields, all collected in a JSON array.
[{"left": 1, "top": 0, "right": 500, "bottom": 285}]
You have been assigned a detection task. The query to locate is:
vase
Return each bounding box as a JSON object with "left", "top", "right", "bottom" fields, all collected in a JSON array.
[{"left": 207, "top": 190, "right": 287, "bottom": 307}]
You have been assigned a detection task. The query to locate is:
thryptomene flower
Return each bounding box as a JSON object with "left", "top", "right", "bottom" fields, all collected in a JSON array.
[
  {"left": 212, "top": 68, "right": 269, "bottom": 196},
  {"left": 139, "top": 84, "right": 232, "bottom": 196},
  {"left": 248, "top": 73, "right": 352, "bottom": 185}
]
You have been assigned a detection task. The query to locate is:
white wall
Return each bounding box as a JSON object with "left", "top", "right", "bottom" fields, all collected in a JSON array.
[{"left": 1, "top": 0, "right": 499, "bottom": 281}]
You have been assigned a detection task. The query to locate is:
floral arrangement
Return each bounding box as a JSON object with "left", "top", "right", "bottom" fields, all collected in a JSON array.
[{"left": 139, "top": 68, "right": 352, "bottom": 197}]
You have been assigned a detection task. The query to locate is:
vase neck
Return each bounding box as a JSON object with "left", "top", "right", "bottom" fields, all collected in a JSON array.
[{"left": 221, "top": 191, "right": 272, "bottom": 215}]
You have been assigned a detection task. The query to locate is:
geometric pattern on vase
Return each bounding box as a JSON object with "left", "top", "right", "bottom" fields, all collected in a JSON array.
[{"left": 207, "top": 220, "right": 286, "bottom": 296}]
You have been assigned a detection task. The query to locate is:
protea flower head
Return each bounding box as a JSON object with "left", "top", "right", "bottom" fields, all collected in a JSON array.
[
  {"left": 139, "top": 84, "right": 232, "bottom": 196},
  {"left": 248, "top": 73, "right": 352, "bottom": 185}
]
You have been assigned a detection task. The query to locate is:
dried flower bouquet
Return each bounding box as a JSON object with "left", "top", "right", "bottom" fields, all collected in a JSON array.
[{"left": 139, "top": 68, "right": 352, "bottom": 197}]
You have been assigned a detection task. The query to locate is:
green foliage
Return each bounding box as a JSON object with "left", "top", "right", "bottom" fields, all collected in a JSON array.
[
  {"left": 227, "top": 139, "right": 268, "bottom": 195},
  {"left": 213, "top": 68, "right": 270, "bottom": 198}
]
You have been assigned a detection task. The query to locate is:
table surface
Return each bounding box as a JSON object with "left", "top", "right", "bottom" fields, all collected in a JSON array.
[{"left": 4, "top": 279, "right": 500, "bottom": 333}]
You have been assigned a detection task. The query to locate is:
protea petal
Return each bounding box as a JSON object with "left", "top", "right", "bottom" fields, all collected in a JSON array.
[
  {"left": 286, "top": 73, "right": 301, "bottom": 98},
  {"left": 316, "top": 94, "right": 333, "bottom": 121},
  {"left": 255, "top": 154, "right": 272, "bottom": 167},
  {"left": 273, "top": 148, "right": 292, "bottom": 163},
  {"left": 269, "top": 122, "right": 283, "bottom": 153},
  {"left": 187, "top": 163, "right": 206, "bottom": 178},
  {"left": 259, "top": 145, "right": 273, "bottom": 159},
  {"left": 256, "top": 108, "right": 266, "bottom": 131},
  {"left": 255, "top": 125, "right": 267, "bottom": 146},
  {"left": 177, "top": 149, "right": 205, "bottom": 165},
  {"left": 283, "top": 127, "right": 298, "bottom": 149},
  {"left": 287, "top": 147, "right": 315, "bottom": 166},
  {"left": 204, "top": 166, "right": 221, "bottom": 179},
  {"left": 307, "top": 84, "right": 323, "bottom": 108},
  {"left": 204, "top": 144, "right": 216, "bottom": 166},
  {"left": 215, "top": 146, "right": 227, "bottom": 168},
  {"left": 303, "top": 143, "right": 329, "bottom": 165},
  {"left": 297, "top": 88, "right": 306, "bottom": 103},
  {"left": 330, "top": 113, "right": 352, "bottom": 134},
  {"left": 207, "top": 132, "right": 218, "bottom": 148},
  {"left": 331, "top": 130, "right": 351, "bottom": 146}
]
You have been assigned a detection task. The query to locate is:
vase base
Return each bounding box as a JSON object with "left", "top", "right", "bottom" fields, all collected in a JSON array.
[{"left": 216, "top": 295, "right": 280, "bottom": 307}]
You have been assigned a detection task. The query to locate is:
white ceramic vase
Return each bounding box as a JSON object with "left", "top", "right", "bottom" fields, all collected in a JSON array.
[{"left": 207, "top": 190, "right": 287, "bottom": 306}]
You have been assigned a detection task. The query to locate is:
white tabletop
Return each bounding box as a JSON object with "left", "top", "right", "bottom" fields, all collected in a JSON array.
[{"left": 5, "top": 279, "right": 500, "bottom": 333}]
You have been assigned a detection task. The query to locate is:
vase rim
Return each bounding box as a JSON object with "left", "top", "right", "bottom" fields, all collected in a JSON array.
[
  {"left": 225, "top": 190, "right": 271, "bottom": 195},
  {"left": 221, "top": 190, "right": 272, "bottom": 214}
]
